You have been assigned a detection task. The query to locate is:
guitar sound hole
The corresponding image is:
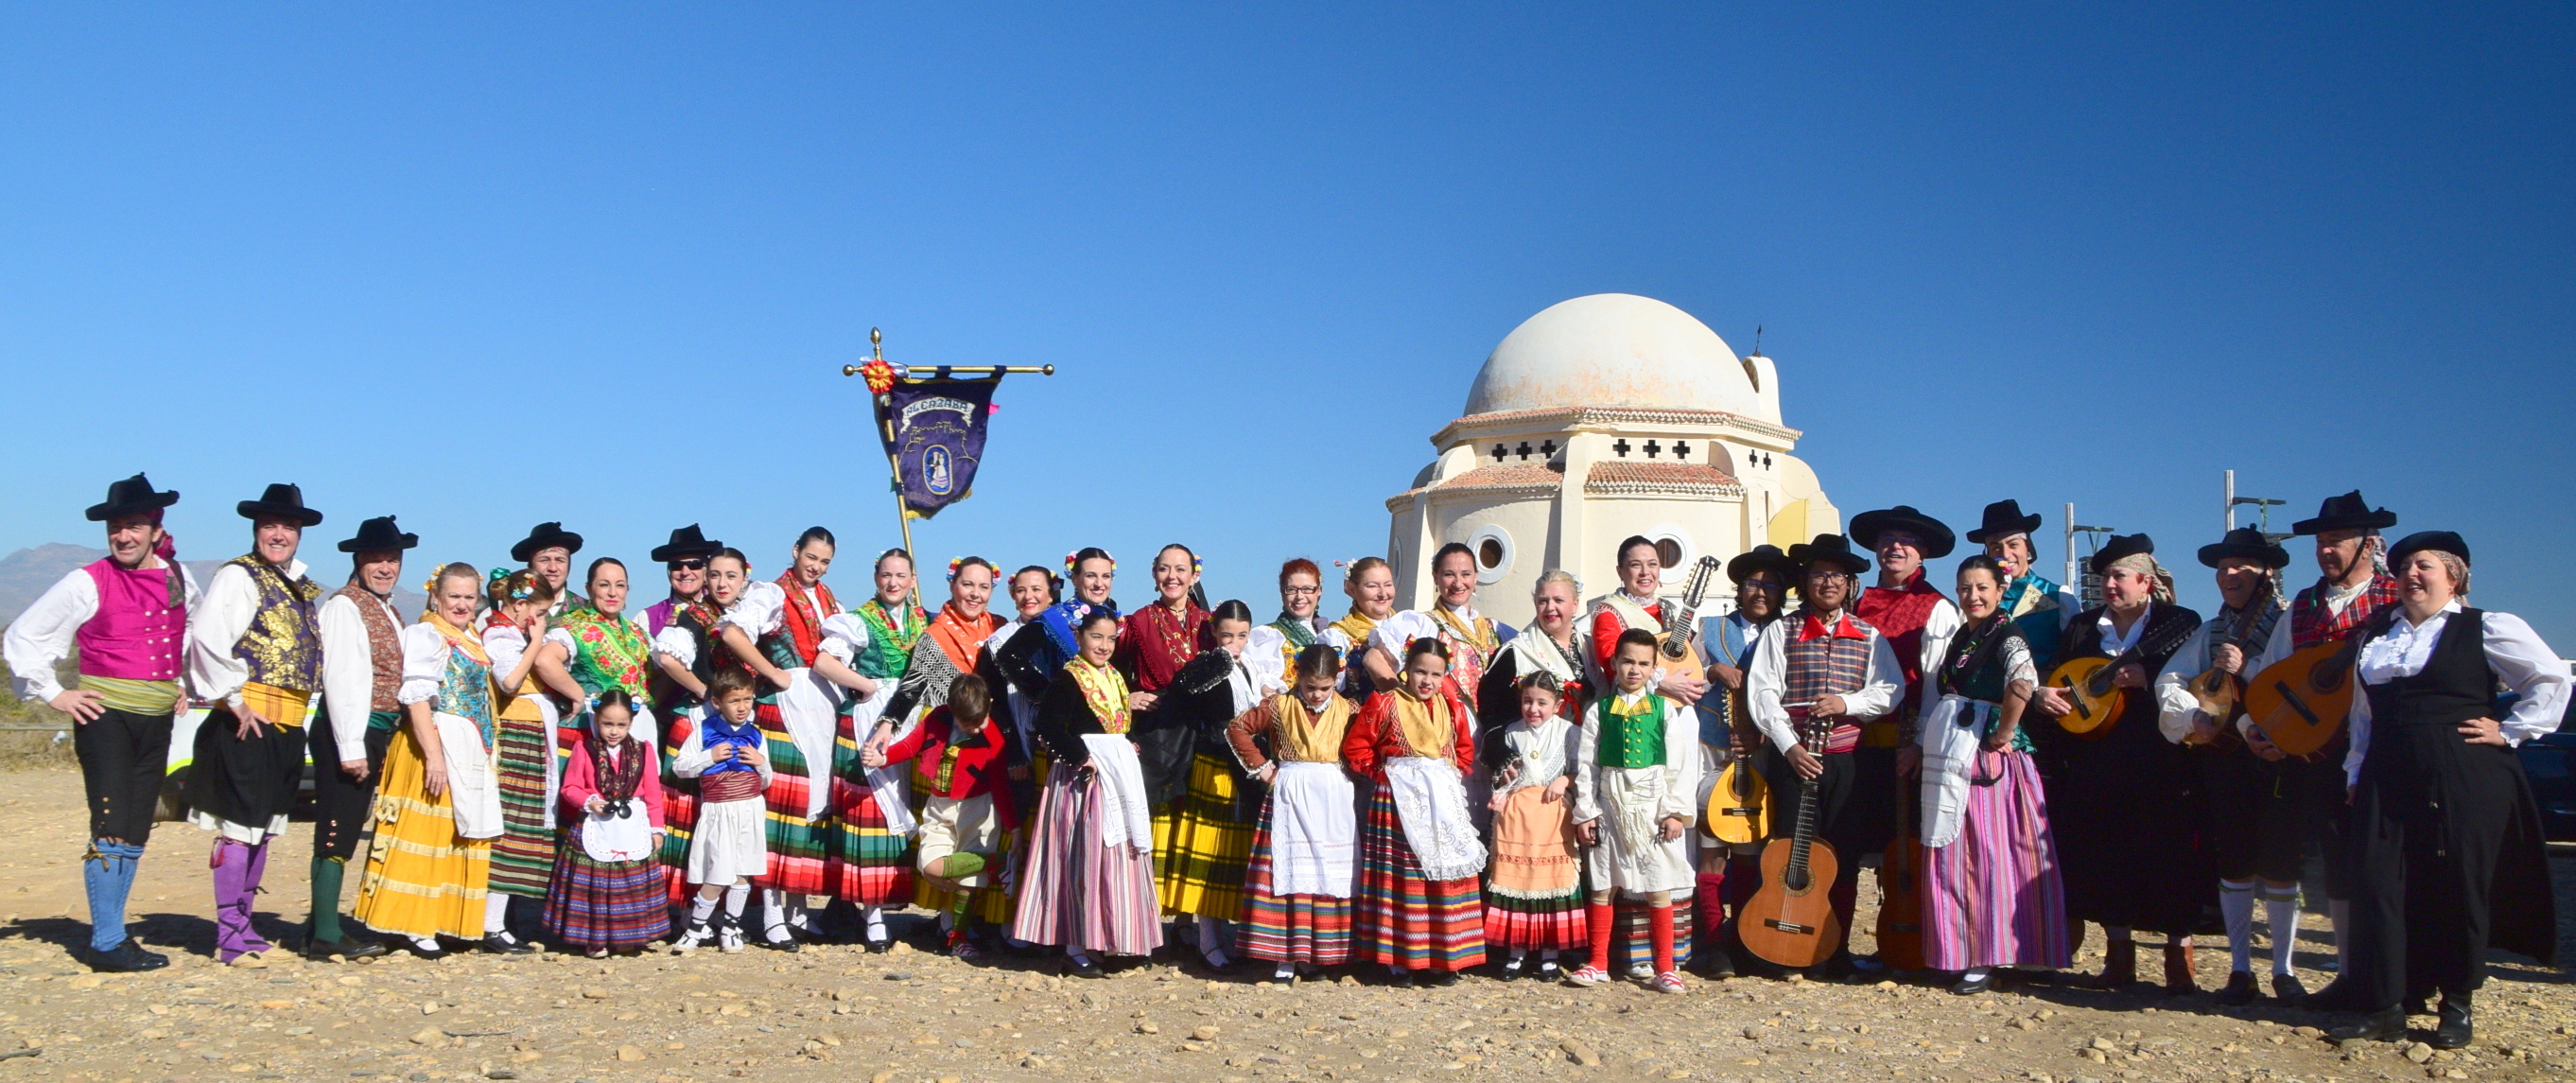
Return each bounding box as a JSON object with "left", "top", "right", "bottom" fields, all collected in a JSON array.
[{"left": 1783, "top": 870, "right": 1811, "bottom": 892}]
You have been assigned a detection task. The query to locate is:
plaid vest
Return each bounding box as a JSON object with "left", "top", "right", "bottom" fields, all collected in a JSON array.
[
  {"left": 1782, "top": 611, "right": 1875, "bottom": 753},
  {"left": 2290, "top": 573, "right": 2401, "bottom": 649}
]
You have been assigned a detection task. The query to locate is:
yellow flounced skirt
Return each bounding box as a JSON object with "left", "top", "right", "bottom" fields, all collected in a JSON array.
[{"left": 352, "top": 726, "right": 493, "bottom": 939}]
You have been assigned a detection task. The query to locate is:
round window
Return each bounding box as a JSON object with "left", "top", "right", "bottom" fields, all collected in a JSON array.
[
  {"left": 1464, "top": 525, "right": 1514, "bottom": 585},
  {"left": 1644, "top": 524, "right": 1697, "bottom": 586}
]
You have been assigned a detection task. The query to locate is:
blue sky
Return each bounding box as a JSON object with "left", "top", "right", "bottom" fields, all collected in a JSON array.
[{"left": 4, "top": 5, "right": 2569, "bottom": 642}]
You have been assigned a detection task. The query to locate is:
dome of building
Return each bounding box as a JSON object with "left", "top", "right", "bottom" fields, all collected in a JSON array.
[{"left": 1460, "top": 293, "right": 1775, "bottom": 424}]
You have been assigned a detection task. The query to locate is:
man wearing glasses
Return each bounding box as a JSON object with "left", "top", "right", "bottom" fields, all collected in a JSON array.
[
  {"left": 1691, "top": 544, "right": 1794, "bottom": 976},
  {"left": 643, "top": 525, "right": 723, "bottom": 637}
]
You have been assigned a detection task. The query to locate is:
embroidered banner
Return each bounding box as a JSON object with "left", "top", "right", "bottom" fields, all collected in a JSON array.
[{"left": 882, "top": 375, "right": 1001, "bottom": 519}]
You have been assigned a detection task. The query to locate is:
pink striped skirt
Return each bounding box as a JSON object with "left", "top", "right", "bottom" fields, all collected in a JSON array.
[
  {"left": 1007, "top": 767, "right": 1163, "bottom": 957},
  {"left": 1921, "top": 749, "right": 2072, "bottom": 971}
]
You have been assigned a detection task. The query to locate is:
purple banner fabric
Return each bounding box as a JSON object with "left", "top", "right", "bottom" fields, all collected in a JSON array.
[{"left": 882, "top": 376, "right": 1001, "bottom": 519}]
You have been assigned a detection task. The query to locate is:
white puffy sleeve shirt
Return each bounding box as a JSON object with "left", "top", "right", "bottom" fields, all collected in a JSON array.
[
  {"left": 4, "top": 561, "right": 203, "bottom": 703},
  {"left": 188, "top": 558, "right": 309, "bottom": 712},
  {"left": 2150, "top": 609, "right": 2293, "bottom": 744},
  {"left": 2342, "top": 601, "right": 2568, "bottom": 785},
  {"left": 396, "top": 622, "right": 458, "bottom": 707},
  {"left": 1365, "top": 610, "right": 1441, "bottom": 661}
]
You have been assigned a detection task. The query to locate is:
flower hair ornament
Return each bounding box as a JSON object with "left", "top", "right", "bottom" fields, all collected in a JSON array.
[
  {"left": 1065, "top": 550, "right": 1117, "bottom": 577},
  {"left": 487, "top": 567, "right": 536, "bottom": 602}
]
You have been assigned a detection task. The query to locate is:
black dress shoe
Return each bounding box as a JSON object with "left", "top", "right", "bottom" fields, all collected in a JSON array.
[
  {"left": 1422, "top": 969, "right": 1459, "bottom": 987},
  {"left": 1949, "top": 971, "right": 1993, "bottom": 996},
  {"left": 2215, "top": 970, "right": 2259, "bottom": 1005},
  {"left": 2271, "top": 973, "right": 2306, "bottom": 1003},
  {"left": 87, "top": 940, "right": 170, "bottom": 973},
  {"left": 303, "top": 935, "right": 389, "bottom": 961},
  {"left": 2430, "top": 992, "right": 2472, "bottom": 1050},
  {"left": 1065, "top": 955, "right": 1105, "bottom": 979},
  {"left": 1493, "top": 957, "right": 1523, "bottom": 981},
  {"left": 2324, "top": 1006, "right": 2408, "bottom": 1043},
  {"left": 401, "top": 938, "right": 450, "bottom": 960},
  {"left": 479, "top": 934, "right": 534, "bottom": 955},
  {"left": 1697, "top": 945, "right": 1738, "bottom": 979}
]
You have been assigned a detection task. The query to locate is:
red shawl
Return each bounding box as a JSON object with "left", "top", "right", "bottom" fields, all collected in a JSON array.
[
  {"left": 1115, "top": 599, "right": 1208, "bottom": 693},
  {"left": 775, "top": 571, "right": 840, "bottom": 667}
]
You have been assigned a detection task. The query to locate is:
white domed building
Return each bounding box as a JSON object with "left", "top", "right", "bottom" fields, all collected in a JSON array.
[{"left": 1384, "top": 293, "right": 1841, "bottom": 627}]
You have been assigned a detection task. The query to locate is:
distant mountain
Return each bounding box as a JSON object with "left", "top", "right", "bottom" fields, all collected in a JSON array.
[{"left": 0, "top": 544, "right": 427, "bottom": 626}]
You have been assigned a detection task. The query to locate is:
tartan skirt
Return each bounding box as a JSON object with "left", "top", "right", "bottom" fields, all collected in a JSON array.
[
  {"left": 755, "top": 702, "right": 831, "bottom": 895},
  {"left": 1157, "top": 752, "right": 1255, "bottom": 919},
  {"left": 1354, "top": 784, "right": 1487, "bottom": 971},
  {"left": 487, "top": 716, "right": 559, "bottom": 899},
  {"left": 828, "top": 709, "right": 914, "bottom": 905},
  {"left": 1239, "top": 793, "right": 1354, "bottom": 966},
  {"left": 541, "top": 822, "right": 673, "bottom": 950},
  {"left": 658, "top": 713, "right": 701, "bottom": 906}
]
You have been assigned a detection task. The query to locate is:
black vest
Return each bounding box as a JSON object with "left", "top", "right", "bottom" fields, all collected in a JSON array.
[{"left": 2360, "top": 608, "right": 2490, "bottom": 731}]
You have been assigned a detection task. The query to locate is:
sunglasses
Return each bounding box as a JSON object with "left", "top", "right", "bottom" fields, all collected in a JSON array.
[{"left": 668, "top": 559, "right": 707, "bottom": 571}]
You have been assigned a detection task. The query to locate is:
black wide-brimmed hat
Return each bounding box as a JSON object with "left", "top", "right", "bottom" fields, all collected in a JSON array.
[
  {"left": 2291, "top": 491, "right": 2396, "bottom": 536},
  {"left": 338, "top": 515, "right": 420, "bottom": 554},
  {"left": 510, "top": 521, "right": 584, "bottom": 563},
  {"left": 2388, "top": 530, "right": 2470, "bottom": 568},
  {"left": 1788, "top": 533, "right": 1871, "bottom": 576},
  {"left": 1849, "top": 505, "right": 1956, "bottom": 559},
  {"left": 650, "top": 524, "right": 722, "bottom": 563},
  {"left": 1726, "top": 544, "right": 1795, "bottom": 585},
  {"left": 86, "top": 473, "right": 180, "bottom": 522},
  {"left": 2088, "top": 533, "right": 2155, "bottom": 575},
  {"left": 1965, "top": 498, "right": 2044, "bottom": 545},
  {"left": 236, "top": 482, "right": 323, "bottom": 527},
  {"left": 2196, "top": 527, "right": 2288, "bottom": 570}
]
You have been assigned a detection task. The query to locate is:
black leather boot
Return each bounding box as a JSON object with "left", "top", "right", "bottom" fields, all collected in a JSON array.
[
  {"left": 2430, "top": 990, "right": 2472, "bottom": 1050},
  {"left": 2324, "top": 1006, "right": 2408, "bottom": 1043}
]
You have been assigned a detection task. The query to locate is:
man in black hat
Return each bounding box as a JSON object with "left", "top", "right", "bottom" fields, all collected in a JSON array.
[
  {"left": 2153, "top": 528, "right": 2298, "bottom": 1004},
  {"left": 4, "top": 475, "right": 200, "bottom": 971},
  {"left": 509, "top": 521, "right": 585, "bottom": 618},
  {"left": 643, "top": 524, "right": 722, "bottom": 639},
  {"left": 1744, "top": 533, "right": 1903, "bottom": 972},
  {"left": 1966, "top": 499, "right": 2080, "bottom": 680},
  {"left": 2275, "top": 491, "right": 2402, "bottom": 1008},
  {"left": 1688, "top": 543, "right": 1793, "bottom": 977},
  {"left": 184, "top": 483, "right": 327, "bottom": 967},
  {"left": 303, "top": 515, "right": 417, "bottom": 961},
  {"left": 1845, "top": 506, "right": 1963, "bottom": 960}
]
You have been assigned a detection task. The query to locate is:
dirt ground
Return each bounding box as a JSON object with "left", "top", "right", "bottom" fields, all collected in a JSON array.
[{"left": 0, "top": 766, "right": 2567, "bottom": 1083}]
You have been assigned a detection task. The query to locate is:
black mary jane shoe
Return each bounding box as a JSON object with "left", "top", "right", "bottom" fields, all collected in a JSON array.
[
  {"left": 1064, "top": 955, "right": 1106, "bottom": 979},
  {"left": 1948, "top": 971, "right": 1993, "bottom": 996},
  {"left": 401, "top": 938, "right": 451, "bottom": 961},
  {"left": 479, "top": 933, "right": 535, "bottom": 955},
  {"left": 87, "top": 940, "right": 170, "bottom": 973},
  {"left": 2429, "top": 992, "right": 2473, "bottom": 1051},
  {"left": 2324, "top": 1006, "right": 2408, "bottom": 1043},
  {"left": 1534, "top": 958, "right": 1563, "bottom": 983},
  {"left": 763, "top": 935, "right": 804, "bottom": 953},
  {"left": 2214, "top": 970, "right": 2259, "bottom": 1006},
  {"left": 1421, "top": 969, "right": 1459, "bottom": 987},
  {"left": 2271, "top": 973, "right": 2306, "bottom": 1003},
  {"left": 1493, "top": 957, "right": 1524, "bottom": 982},
  {"left": 304, "top": 935, "right": 390, "bottom": 962}
]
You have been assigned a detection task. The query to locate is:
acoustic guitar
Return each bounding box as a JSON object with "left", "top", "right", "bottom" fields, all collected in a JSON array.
[
  {"left": 2045, "top": 615, "right": 2197, "bottom": 740},
  {"left": 1704, "top": 726, "right": 1771, "bottom": 846},
  {"left": 2242, "top": 637, "right": 2365, "bottom": 760},
  {"left": 1739, "top": 710, "right": 1843, "bottom": 969},
  {"left": 1873, "top": 777, "right": 1925, "bottom": 971},
  {"left": 1654, "top": 556, "right": 1723, "bottom": 688}
]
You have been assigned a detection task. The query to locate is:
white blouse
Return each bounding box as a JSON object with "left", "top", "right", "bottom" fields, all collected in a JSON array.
[
  {"left": 187, "top": 557, "right": 310, "bottom": 711},
  {"left": 4, "top": 560, "right": 202, "bottom": 703},
  {"left": 318, "top": 589, "right": 407, "bottom": 762},
  {"left": 1364, "top": 609, "right": 1442, "bottom": 659},
  {"left": 395, "top": 622, "right": 471, "bottom": 707},
  {"left": 2342, "top": 600, "right": 2569, "bottom": 784},
  {"left": 1744, "top": 612, "right": 1905, "bottom": 755}
]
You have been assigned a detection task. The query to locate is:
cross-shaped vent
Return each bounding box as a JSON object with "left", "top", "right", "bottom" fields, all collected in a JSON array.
[
  {"left": 1643, "top": 440, "right": 1662, "bottom": 459},
  {"left": 1673, "top": 440, "right": 1691, "bottom": 461},
  {"left": 1515, "top": 441, "right": 1532, "bottom": 461},
  {"left": 1491, "top": 444, "right": 1507, "bottom": 463},
  {"left": 1540, "top": 439, "right": 1557, "bottom": 458},
  {"left": 1611, "top": 439, "right": 1631, "bottom": 458}
]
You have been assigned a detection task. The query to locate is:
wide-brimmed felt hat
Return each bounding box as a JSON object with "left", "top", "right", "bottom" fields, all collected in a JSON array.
[
  {"left": 1848, "top": 505, "right": 1957, "bottom": 560},
  {"left": 2291, "top": 491, "right": 2396, "bottom": 536},
  {"left": 650, "top": 524, "right": 722, "bottom": 563},
  {"left": 1788, "top": 533, "right": 1871, "bottom": 577},
  {"left": 1726, "top": 544, "right": 1795, "bottom": 585},
  {"left": 86, "top": 473, "right": 180, "bottom": 522},
  {"left": 511, "top": 521, "right": 584, "bottom": 563},
  {"left": 338, "top": 515, "right": 420, "bottom": 554},
  {"left": 236, "top": 482, "right": 323, "bottom": 527},
  {"left": 2388, "top": 530, "right": 2470, "bottom": 568},
  {"left": 1965, "top": 498, "right": 2044, "bottom": 545},
  {"left": 2196, "top": 527, "right": 2288, "bottom": 570},
  {"left": 2088, "top": 533, "right": 2155, "bottom": 576}
]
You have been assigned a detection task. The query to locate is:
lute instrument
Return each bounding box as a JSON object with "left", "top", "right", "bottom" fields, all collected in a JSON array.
[
  {"left": 2045, "top": 612, "right": 2198, "bottom": 740},
  {"left": 2242, "top": 635, "right": 2366, "bottom": 760},
  {"left": 1653, "top": 556, "right": 1723, "bottom": 688},
  {"left": 1872, "top": 775, "right": 1925, "bottom": 971},
  {"left": 1739, "top": 706, "right": 1844, "bottom": 969}
]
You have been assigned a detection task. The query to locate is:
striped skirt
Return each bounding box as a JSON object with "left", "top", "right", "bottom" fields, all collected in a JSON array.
[
  {"left": 755, "top": 703, "right": 831, "bottom": 895},
  {"left": 352, "top": 728, "right": 492, "bottom": 940},
  {"left": 1157, "top": 753, "right": 1255, "bottom": 919},
  {"left": 487, "top": 717, "right": 559, "bottom": 899},
  {"left": 1239, "top": 793, "right": 1353, "bottom": 966},
  {"left": 1008, "top": 766, "right": 1162, "bottom": 956},
  {"left": 827, "top": 710, "right": 914, "bottom": 905},
  {"left": 659, "top": 714, "right": 701, "bottom": 906},
  {"left": 1354, "top": 784, "right": 1487, "bottom": 971},
  {"left": 1922, "top": 749, "right": 2071, "bottom": 970},
  {"left": 1613, "top": 897, "right": 1694, "bottom": 971},
  {"left": 1484, "top": 786, "right": 1587, "bottom": 951},
  {"left": 540, "top": 823, "right": 673, "bottom": 951}
]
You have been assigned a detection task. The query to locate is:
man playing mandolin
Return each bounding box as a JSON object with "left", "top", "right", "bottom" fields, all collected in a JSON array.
[{"left": 2154, "top": 528, "right": 2297, "bottom": 1004}]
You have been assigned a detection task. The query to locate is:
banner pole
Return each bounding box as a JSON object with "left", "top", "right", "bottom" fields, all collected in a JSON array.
[{"left": 868, "top": 328, "right": 919, "bottom": 573}]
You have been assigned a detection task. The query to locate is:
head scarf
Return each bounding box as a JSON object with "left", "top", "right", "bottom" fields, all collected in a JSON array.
[{"left": 2107, "top": 552, "right": 2177, "bottom": 604}]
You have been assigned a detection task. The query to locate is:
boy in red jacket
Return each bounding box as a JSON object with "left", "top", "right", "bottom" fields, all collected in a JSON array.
[{"left": 863, "top": 673, "right": 1021, "bottom": 959}]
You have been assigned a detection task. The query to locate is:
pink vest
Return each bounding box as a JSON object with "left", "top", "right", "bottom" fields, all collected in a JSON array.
[{"left": 76, "top": 559, "right": 184, "bottom": 681}]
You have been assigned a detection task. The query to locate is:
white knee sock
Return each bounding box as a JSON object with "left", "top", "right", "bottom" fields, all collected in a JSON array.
[
  {"left": 722, "top": 882, "right": 750, "bottom": 920},
  {"left": 484, "top": 892, "right": 511, "bottom": 936},
  {"left": 2219, "top": 879, "right": 2256, "bottom": 973},
  {"left": 761, "top": 889, "right": 792, "bottom": 938},
  {"left": 689, "top": 887, "right": 721, "bottom": 925},
  {"left": 2328, "top": 899, "right": 2351, "bottom": 972},
  {"left": 1197, "top": 916, "right": 1227, "bottom": 957},
  {"left": 863, "top": 904, "right": 887, "bottom": 941},
  {"left": 2262, "top": 887, "right": 2301, "bottom": 976}
]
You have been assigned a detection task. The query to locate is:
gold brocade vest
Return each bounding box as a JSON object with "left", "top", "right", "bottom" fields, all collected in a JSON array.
[{"left": 228, "top": 554, "right": 323, "bottom": 692}]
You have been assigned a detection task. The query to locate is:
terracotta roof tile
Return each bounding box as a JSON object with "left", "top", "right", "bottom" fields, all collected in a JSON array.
[
  {"left": 1584, "top": 461, "right": 1742, "bottom": 494},
  {"left": 1434, "top": 463, "right": 1562, "bottom": 490}
]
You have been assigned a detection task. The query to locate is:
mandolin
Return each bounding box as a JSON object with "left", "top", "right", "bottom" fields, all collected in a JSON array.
[
  {"left": 2242, "top": 637, "right": 2365, "bottom": 760},
  {"left": 2045, "top": 613, "right": 2197, "bottom": 740},
  {"left": 1654, "top": 556, "right": 1723, "bottom": 688},
  {"left": 1739, "top": 710, "right": 1844, "bottom": 969},
  {"left": 1873, "top": 777, "right": 1925, "bottom": 971}
]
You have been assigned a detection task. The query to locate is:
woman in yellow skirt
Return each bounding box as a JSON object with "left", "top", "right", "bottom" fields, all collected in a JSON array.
[{"left": 354, "top": 563, "right": 504, "bottom": 957}]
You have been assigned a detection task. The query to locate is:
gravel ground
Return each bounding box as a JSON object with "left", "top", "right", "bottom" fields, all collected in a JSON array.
[{"left": 0, "top": 767, "right": 2567, "bottom": 1083}]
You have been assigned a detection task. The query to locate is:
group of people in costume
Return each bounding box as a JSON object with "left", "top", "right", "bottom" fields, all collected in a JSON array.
[{"left": 6, "top": 477, "right": 2562, "bottom": 1052}]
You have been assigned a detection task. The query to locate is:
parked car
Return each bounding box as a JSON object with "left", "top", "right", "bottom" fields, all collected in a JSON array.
[{"left": 2518, "top": 692, "right": 2576, "bottom": 843}]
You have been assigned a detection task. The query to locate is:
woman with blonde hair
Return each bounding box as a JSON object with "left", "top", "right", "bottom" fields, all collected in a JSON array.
[{"left": 353, "top": 563, "right": 505, "bottom": 958}]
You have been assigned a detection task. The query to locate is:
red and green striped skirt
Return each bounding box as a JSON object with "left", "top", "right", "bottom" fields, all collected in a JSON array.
[
  {"left": 1354, "top": 784, "right": 1487, "bottom": 972},
  {"left": 827, "top": 709, "right": 914, "bottom": 905},
  {"left": 487, "top": 716, "right": 560, "bottom": 899},
  {"left": 1238, "top": 793, "right": 1353, "bottom": 966},
  {"left": 754, "top": 702, "right": 831, "bottom": 895}
]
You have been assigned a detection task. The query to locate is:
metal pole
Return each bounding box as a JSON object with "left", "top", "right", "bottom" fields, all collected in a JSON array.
[
  {"left": 2064, "top": 502, "right": 2079, "bottom": 592},
  {"left": 2224, "top": 469, "right": 2237, "bottom": 532},
  {"left": 865, "top": 328, "right": 919, "bottom": 573}
]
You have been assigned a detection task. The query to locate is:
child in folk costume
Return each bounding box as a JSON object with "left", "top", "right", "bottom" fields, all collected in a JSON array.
[
  {"left": 647, "top": 548, "right": 754, "bottom": 916},
  {"left": 543, "top": 690, "right": 670, "bottom": 957},
  {"left": 670, "top": 669, "right": 773, "bottom": 953},
  {"left": 718, "top": 529, "right": 879, "bottom": 951},
  {"left": 1569, "top": 629, "right": 1703, "bottom": 994},
  {"left": 1154, "top": 599, "right": 1268, "bottom": 969},
  {"left": 863, "top": 673, "right": 1020, "bottom": 960},
  {"left": 1226, "top": 644, "right": 1362, "bottom": 983},
  {"left": 827, "top": 547, "right": 928, "bottom": 952},
  {"left": 875, "top": 558, "right": 1012, "bottom": 940},
  {"left": 1484, "top": 673, "right": 1587, "bottom": 981},
  {"left": 1345, "top": 638, "right": 1488, "bottom": 986},
  {"left": 1013, "top": 608, "right": 1162, "bottom": 976}
]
